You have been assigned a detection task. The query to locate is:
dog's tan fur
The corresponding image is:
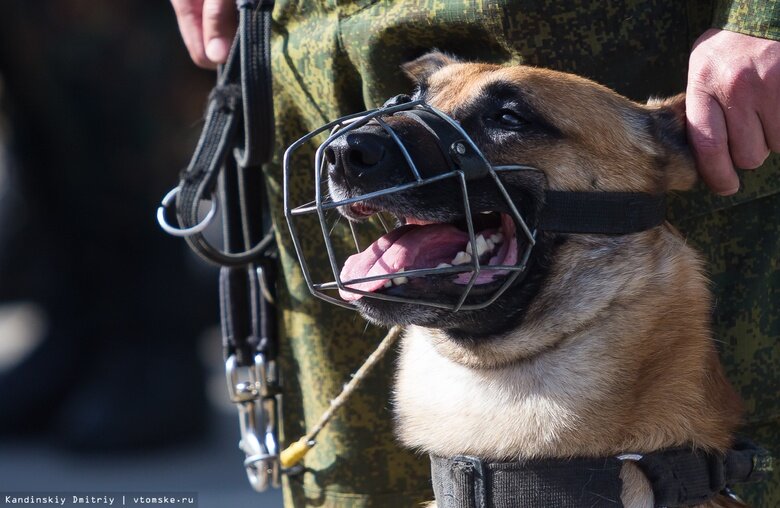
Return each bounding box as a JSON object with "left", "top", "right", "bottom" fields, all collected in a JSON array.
[{"left": 393, "top": 54, "right": 745, "bottom": 507}]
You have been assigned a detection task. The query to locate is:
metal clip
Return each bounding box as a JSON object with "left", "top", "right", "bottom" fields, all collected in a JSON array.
[{"left": 226, "top": 353, "right": 281, "bottom": 491}]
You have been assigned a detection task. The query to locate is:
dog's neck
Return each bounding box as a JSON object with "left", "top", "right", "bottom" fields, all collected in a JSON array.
[{"left": 393, "top": 226, "right": 742, "bottom": 462}]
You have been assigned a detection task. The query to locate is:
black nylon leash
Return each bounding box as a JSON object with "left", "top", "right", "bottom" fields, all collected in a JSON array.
[
  {"left": 158, "top": 0, "right": 281, "bottom": 492},
  {"left": 431, "top": 439, "right": 771, "bottom": 508},
  {"left": 168, "top": 0, "right": 275, "bottom": 266}
]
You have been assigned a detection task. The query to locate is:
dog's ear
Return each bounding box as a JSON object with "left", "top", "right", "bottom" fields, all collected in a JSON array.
[
  {"left": 402, "top": 50, "right": 459, "bottom": 84},
  {"left": 646, "top": 94, "right": 698, "bottom": 191}
]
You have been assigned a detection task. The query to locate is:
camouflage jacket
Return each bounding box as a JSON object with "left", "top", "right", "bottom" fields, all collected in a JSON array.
[{"left": 268, "top": 1, "right": 780, "bottom": 506}]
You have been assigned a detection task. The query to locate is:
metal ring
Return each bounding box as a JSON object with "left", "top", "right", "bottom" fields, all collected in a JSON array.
[
  {"left": 244, "top": 453, "right": 276, "bottom": 468},
  {"left": 156, "top": 187, "right": 218, "bottom": 237}
]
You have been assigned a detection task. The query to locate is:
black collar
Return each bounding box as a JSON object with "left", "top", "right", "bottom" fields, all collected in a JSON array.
[{"left": 430, "top": 439, "right": 770, "bottom": 507}]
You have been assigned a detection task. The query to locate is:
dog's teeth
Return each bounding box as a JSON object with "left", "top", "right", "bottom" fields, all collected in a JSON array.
[
  {"left": 436, "top": 263, "right": 452, "bottom": 269},
  {"left": 383, "top": 280, "right": 393, "bottom": 288},
  {"left": 490, "top": 232, "right": 503, "bottom": 244},
  {"left": 392, "top": 276, "right": 409, "bottom": 285},
  {"left": 475, "top": 235, "right": 490, "bottom": 256},
  {"left": 479, "top": 211, "right": 492, "bottom": 215},
  {"left": 486, "top": 239, "right": 495, "bottom": 251},
  {"left": 452, "top": 251, "right": 472, "bottom": 265},
  {"left": 466, "top": 235, "right": 490, "bottom": 256}
]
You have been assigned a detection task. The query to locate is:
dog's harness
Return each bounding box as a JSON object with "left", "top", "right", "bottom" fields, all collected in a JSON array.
[{"left": 431, "top": 439, "right": 772, "bottom": 507}]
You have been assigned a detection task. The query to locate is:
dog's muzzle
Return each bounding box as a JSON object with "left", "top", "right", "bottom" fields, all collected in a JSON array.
[
  {"left": 283, "top": 94, "right": 538, "bottom": 311},
  {"left": 283, "top": 94, "right": 666, "bottom": 312}
]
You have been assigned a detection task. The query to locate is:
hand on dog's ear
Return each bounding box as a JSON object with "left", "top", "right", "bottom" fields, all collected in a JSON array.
[
  {"left": 402, "top": 50, "right": 459, "bottom": 84},
  {"left": 647, "top": 94, "right": 698, "bottom": 191}
]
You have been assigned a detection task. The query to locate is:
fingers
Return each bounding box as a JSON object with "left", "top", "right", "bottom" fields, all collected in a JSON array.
[
  {"left": 759, "top": 102, "right": 780, "bottom": 153},
  {"left": 718, "top": 66, "right": 770, "bottom": 170},
  {"left": 170, "top": 0, "right": 212, "bottom": 69},
  {"left": 726, "top": 108, "right": 770, "bottom": 171},
  {"left": 202, "top": 0, "right": 237, "bottom": 65},
  {"left": 685, "top": 90, "right": 740, "bottom": 195},
  {"left": 170, "top": 0, "right": 236, "bottom": 69}
]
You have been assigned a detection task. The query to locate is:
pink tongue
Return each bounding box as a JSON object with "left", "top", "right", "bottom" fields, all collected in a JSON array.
[{"left": 339, "top": 224, "right": 468, "bottom": 301}]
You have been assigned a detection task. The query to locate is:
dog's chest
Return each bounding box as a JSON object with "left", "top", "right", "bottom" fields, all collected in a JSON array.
[{"left": 394, "top": 327, "right": 611, "bottom": 460}]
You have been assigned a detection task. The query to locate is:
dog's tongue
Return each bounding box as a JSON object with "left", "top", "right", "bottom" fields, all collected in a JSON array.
[{"left": 339, "top": 224, "right": 468, "bottom": 301}]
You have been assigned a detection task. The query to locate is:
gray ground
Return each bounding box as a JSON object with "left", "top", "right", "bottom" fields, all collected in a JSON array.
[{"left": 0, "top": 303, "right": 284, "bottom": 508}]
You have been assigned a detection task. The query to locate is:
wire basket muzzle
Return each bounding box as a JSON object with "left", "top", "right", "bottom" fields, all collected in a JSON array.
[{"left": 283, "top": 99, "right": 537, "bottom": 312}]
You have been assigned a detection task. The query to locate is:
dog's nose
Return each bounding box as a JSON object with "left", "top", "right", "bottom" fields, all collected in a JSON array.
[{"left": 325, "top": 132, "right": 388, "bottom": 185}]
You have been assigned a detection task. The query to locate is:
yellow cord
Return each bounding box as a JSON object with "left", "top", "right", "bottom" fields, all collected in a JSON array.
[{"left": 279, "top": 325, "right": 403, "bottom": 469}]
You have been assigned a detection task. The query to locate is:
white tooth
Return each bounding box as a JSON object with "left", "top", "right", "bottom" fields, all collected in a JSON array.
[
  {"left": 436, "top": 263, "right": 452, "bottom": 268},
  {"left": 486, "top": 239, "right": 495, "bottom": 251},
  {"left": 392, "top": 276, "right": 409, "bottom": 285},
  {"left": 490, "top": 232, "right": 503, "bottom": 244},
  {"left": 475, "top": 235, "right": 489, "bottom": 256},
  {"left": 452, "top": 251, "right": 472, "bottom": 265},
  {"left": 383, "top": 280, "right": 393, "bottom": 288},
  {"left": 465, "top": 242, "right": 473, "bottom": 254},
  {"left": 480, "top": 211, "right": 492, "bottom": 215}
]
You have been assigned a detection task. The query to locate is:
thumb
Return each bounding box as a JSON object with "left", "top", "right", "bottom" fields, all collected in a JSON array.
[{"left": 203, "top": 0, "right": 237, "bottom": 65}]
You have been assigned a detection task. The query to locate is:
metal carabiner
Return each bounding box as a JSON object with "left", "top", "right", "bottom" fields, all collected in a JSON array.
[
  {"left": 237, "top": 399, "right": 276, "bottom": 491},
  {"left": 226, "top": 352, "right": 281, "bottom": 491}
]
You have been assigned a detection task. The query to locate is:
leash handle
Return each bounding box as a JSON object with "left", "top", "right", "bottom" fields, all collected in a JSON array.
[
  {"left": 157, "top": 0, "right": 281, "bottom": 493},
  {"left": 157, "top": 0, "right": 275, "bottom": 266}
]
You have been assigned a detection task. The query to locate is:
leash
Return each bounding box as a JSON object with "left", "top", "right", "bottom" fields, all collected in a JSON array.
[
  {"left": 158, "top": 0, "right": 400, "bottom": 490},
  {"left": 157, "top": 0, "right": 281, "bottom": 492}
]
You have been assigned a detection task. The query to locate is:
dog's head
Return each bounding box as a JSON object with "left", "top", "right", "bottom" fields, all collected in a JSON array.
[{"left": 325, "top": 51, "right": 696, "bottom": 344}]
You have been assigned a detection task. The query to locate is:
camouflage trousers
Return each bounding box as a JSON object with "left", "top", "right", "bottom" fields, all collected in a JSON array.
[{"left": 266, "top": 1, "right": 779, "bottom": 506}]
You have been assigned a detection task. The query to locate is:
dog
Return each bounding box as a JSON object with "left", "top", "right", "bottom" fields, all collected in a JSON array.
[{"left": 323, "top": 51, "right": 747, "bottom": 507}]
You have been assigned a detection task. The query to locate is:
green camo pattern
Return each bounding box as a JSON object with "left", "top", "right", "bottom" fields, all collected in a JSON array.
[
  {"left": 266, "top": 1, "right": 779, "bottom": 506},
  {"left": 714, "top": 0, "right": 780, "bottom": 40}
]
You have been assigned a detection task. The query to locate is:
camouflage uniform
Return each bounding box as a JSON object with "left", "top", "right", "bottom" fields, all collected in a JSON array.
[{"left": 267, "top": 1, "right": 779, "bottom": 506}]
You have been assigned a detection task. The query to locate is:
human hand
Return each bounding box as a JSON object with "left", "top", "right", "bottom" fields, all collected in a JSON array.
[
  {"left": 686, "top": 28, "right": 780, "bottom": 195},
  {"left": 170, "top": 0, "right": 237, "bottom": 69}
]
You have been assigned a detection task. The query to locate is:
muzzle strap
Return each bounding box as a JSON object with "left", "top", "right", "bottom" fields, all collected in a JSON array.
[{"left": 540, "top": 191, "right": 666, "bottom": 234}]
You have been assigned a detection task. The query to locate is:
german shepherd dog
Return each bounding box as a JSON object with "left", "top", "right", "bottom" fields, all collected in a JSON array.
[{"left": 325, "top": 51, "right": 745, "bottom": 507}]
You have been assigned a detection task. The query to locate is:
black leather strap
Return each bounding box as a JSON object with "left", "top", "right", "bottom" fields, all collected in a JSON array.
[{"left": 540, "top": 191, "right": 666, "bottom": 235}]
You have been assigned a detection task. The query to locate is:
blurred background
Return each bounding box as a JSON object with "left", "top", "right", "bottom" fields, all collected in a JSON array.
[{"left": 0, "top": 2, "right": 281, "bottom": 506}]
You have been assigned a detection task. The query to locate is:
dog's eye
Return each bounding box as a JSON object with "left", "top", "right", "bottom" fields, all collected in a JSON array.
[{"left": 493, "top": 109, "right": 526, "bottom": 129}]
